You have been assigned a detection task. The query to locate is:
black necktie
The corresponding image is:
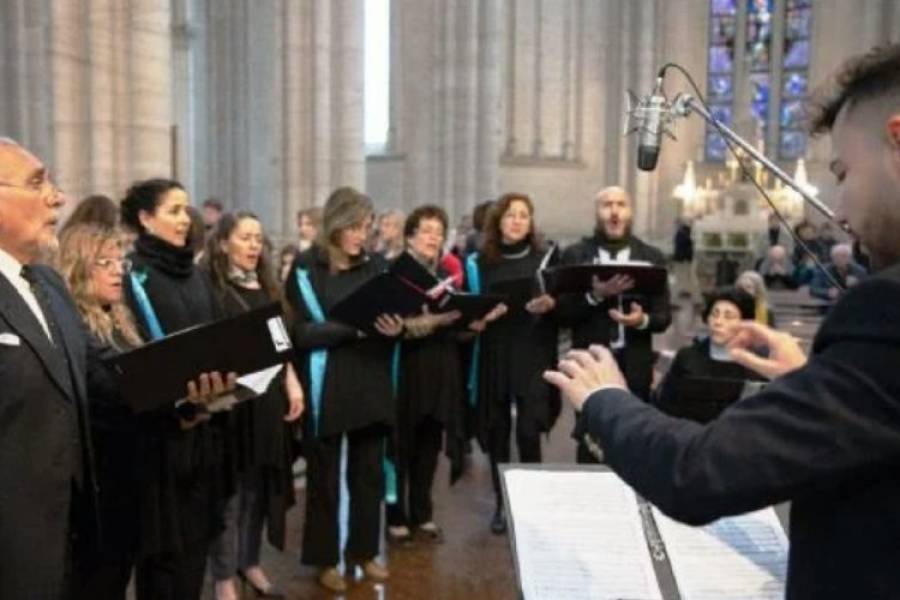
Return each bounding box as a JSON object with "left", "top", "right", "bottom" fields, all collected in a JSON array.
[{"left": 20, "top": 265, "right": 62, "bottom": 347}]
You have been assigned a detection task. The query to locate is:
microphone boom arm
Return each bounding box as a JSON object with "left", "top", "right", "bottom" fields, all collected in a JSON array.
[{"left": 672, "top": 94, "right": 837, "bottom": 223}]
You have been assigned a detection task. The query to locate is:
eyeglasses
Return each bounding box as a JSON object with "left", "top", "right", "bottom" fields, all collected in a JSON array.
[
  {"left": 0, "top": 174, "right": 61, "bottom": 198},
  {"left": 94, "top": 257, "right": 133, "bottom": 273}
]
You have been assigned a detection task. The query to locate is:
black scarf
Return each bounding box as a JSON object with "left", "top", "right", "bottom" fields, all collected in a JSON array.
[
  {"left": 591, "top": 228, "right": 631, "bottom": 256},
  {"left": 134, "top": 233, "right": 195, "bottom": 279},
  {"left": 500, "top": 238, "right": 531, "bottom": 258}
]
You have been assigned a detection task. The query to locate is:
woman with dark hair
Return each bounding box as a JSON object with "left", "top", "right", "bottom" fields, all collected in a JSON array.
[
  {"left": 120, "top": 178, "right": 230, "bottom": 600},
  {"left": 203, "top": 212, "right": 304, "bottom": 599},
  {"left": 284, "top": 186, "right": 404, "bottom": 593},
  {"left": 653, "top": 288, "right": 765, "bottom": 422},
  {"left": 466, "top": 192, "right": 560, "bottom": 535},
  {"left": 386, "top": 205, "right": 465, "bottom": 544}
]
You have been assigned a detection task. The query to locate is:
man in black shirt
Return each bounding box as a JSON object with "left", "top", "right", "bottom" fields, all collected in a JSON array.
[{"left": 545, "top": 44, "right": 900, "bottom": 599}]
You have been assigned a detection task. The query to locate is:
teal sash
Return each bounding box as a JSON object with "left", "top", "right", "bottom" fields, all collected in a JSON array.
[
  {"left": 465, "top": 254, "right": 481, "bottom": 408},
  {"left": 294, "top": 267, "right": 397, "bottom": 502},
  {"left": 294, "top": 268, "right": 328, "bottom": 437},
  {"left": 384, "top": 342, "right": 402, "bottom": 505},
  {"left": 129, "top": 270, "right": 165, "bottom": 341}
]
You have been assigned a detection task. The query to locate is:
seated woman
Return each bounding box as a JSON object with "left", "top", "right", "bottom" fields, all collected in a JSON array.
[
  {"left": 653, "top": 288, "right": 765, "bottom": 423},
  {"left": 735, "top": 270, "right": 776, "bottom": 328}
]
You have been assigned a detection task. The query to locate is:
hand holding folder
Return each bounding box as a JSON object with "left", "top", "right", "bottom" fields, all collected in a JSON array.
[
  {"left": 342, "top": 251, "right": 509, "bottom": 331},
  {"left": 541, "top": 263, "right": 668, "bottom": 296},
  {"left": 106, "top": 303, "right": 293, "bottom": 413}
]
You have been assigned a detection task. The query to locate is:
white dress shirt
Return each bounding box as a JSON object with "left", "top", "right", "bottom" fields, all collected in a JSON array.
[{"left": 0, "top": 247, "right": 54, "bottom": 341}]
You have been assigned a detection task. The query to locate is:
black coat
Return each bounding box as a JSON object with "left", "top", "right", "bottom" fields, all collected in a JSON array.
[
  {"left": 556, "top": 234, "right": 672, "bottom": 399},
  {"left": 123, "top": 234, "right": 228, "bottom": 557},
  {"left": 219, "top": 284, "right": 295, "bottom": 550},
  {"left": 0, "top": 265, "right": 97, "bottom": 600},
  {"left": 472, "top": 244, "right": 560, "bottom": 444},
  {"left": 652, "top": 337, "right": 765, "bottom": 422},
  {"left": 284, "top": 247, "right": 395, "bottom": 438},
  {"left": 394, "top": 256, "right": 466, "bottom": 481},
  {"left": 580, "top": 263, "right": 900, "bottom": 599}
]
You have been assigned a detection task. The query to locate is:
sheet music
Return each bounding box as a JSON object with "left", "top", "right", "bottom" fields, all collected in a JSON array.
[
  {"left": 204, "top": 365, "right": 285, "bottom": 412},
  {"left": 504, "top": 469, "right": 663, "bottom": 600},
  {"left": 651, "top": 507, "right": 788, "bottom": 600}
]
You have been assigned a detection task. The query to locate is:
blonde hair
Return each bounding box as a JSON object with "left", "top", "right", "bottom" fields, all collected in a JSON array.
[
  {"left": 55, "top": 224, "right": 142, "bottom": 348},
  {"left": 735, "top": 270, "right": 770, "bottom": 325}
]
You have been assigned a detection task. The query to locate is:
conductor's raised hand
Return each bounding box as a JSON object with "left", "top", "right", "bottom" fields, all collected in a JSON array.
[
  {"left": 374, "top": 313, "right": 405, "bottom": 337},
  {"left": 727, "top": 321, "right": 808, "bottom": 380},
  {"left": 543, "top": 345, "right": 627, "bottom": 411}
]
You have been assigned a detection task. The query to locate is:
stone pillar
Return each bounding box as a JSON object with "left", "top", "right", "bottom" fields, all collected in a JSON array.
[
  {"left": 180, "top": 0, "right": 365, "bottom": 243},
  {"left": 1, "top": 0, "right": 173, "bottom": 205}
]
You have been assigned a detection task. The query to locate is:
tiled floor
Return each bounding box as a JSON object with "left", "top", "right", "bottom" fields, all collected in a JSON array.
[{"left": 200, "top": 407, "right": 580, "bottom": 600}]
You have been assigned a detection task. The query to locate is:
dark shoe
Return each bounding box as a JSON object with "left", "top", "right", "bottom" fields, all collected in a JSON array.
[
  {"left": 490, "top": 508, "right": 507, "bottom": 535},
  {"left": 237, "top": 569, "right": 286, "bottom": 598}
]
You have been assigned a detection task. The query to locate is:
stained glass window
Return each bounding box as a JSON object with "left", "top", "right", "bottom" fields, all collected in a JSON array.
[
  {"left": 705, "top": 0, "right": 738, "bottom": 160},
  {"left": 706, "top": 0, "right": 814, "bottom": 161},
  {"left": 746, "top": 0, "right": 774, "bottom": 134},
  {"left": 780, "top": 0, "right": 812, "bottom": 159}
]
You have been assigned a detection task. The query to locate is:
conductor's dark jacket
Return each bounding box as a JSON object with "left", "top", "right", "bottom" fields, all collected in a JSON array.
[
  {"left": 581, "top": 263, "right": 900, "bottom": 599},
  {"left": 0, "top": 265, "right": 97, "bottom": 599}
]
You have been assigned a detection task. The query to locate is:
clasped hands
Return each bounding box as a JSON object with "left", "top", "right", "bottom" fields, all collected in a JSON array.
[{"left": 590, "top": 275, "right": 646, "bottom": 328}]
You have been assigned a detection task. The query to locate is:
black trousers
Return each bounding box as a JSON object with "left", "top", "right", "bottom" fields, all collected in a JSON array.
[
  {"left": 387, "top": 416, "right": 443, "bottom": 528},
  {"left": 133, "top": 540, "right": 208, "bottom": 600},
  {"left": 302, "top": 425, "right": 385, "bottom": 567},
  {"left": 488, "top": 396, "right": 542, "bottom": 508}
]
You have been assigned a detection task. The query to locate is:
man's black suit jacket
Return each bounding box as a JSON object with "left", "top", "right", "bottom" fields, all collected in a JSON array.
[
  {"left": 581, "top": 264, "right": 900, "bottom": 599},
  {"left": 0, "top": 264, "right": 96, "bottom": 599},
  {"left": 556, "top": 235, "right": 672, "bottom": 399}
]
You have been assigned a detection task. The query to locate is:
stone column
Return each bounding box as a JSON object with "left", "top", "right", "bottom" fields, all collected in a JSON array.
[{"left": 2, "top": 0, "right": 173, "bottom": 204}]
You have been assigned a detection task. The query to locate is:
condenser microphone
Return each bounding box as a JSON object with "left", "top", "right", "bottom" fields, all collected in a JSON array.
[{"left": 625, "top": 76, "right": 675, "bottom": 172}]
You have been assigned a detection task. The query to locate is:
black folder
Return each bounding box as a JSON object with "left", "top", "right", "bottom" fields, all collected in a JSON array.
[
  {"left": 432, "top": 290, "right": 507, "bottom": 325},
  {"left": 328, "top": 272, "right": 431, "bottom": 335},
  {"left": 389, "top": 251, "right": 441, "bottom": 292},
  {"left": 541, "top": 263, "right": 668, "bottom": 296},
  {"left": 105, "top": 302, "right": 293, "bottom": 413}
]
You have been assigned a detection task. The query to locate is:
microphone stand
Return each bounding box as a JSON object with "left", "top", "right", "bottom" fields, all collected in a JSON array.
[{"left": 671, "top": 94, "right": 838, "bottom": 224}]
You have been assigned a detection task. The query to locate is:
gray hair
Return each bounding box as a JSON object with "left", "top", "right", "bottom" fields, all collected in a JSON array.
[{"left": 831, "top": 242, "right": 853, "bottom": 260}]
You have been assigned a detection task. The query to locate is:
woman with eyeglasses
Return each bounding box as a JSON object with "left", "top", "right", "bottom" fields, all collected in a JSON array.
[
  {"left": 55, "top": 223, "right": 228, "bottom": 600},
  {"left": 467, "top": 192, "right": 561, "bottom": 535},
  {"left": 284, "top": 187, "right": 404, "bottom": 593},
  {"left": 202, "top": 212, "right": 304, "bottom": 600},
  {"left": 55, "top": 224, "right": 142, "bottom": 599},
  {"left": 120, "top": 178, "right": 231, "bottom": 600},
  {"left": 385, "top": 205, "right": 466, "bottom": 545}
]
